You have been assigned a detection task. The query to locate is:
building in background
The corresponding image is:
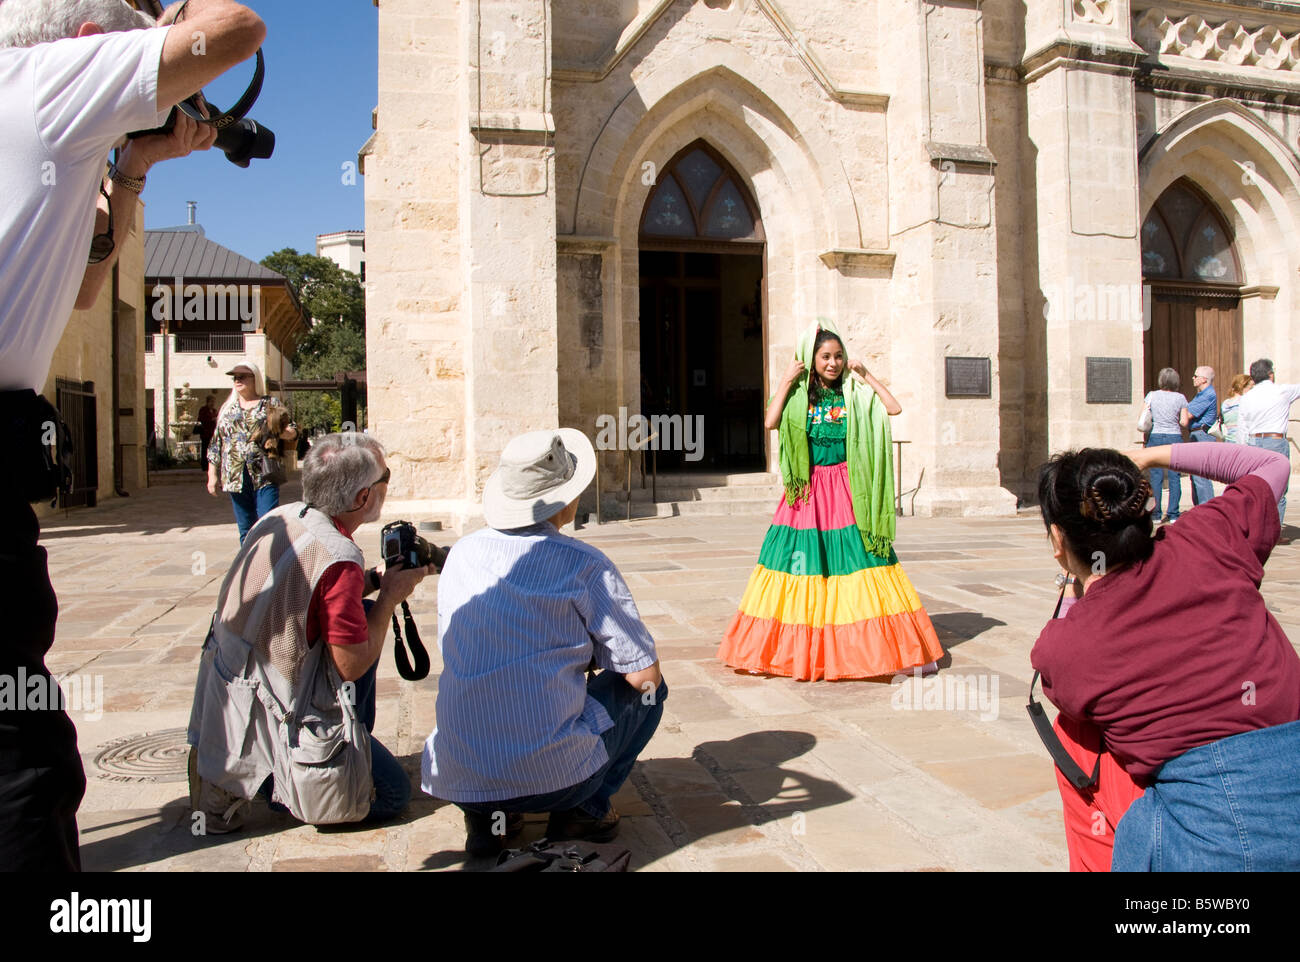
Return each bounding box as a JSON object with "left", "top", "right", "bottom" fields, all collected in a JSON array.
[
  {"left": 37, "top": 194, "right": 149, "bottom": 519},
  {"left": 144, "top": 224, "right": 311, "bottom": 459},
  {"left": 363, "top": 0, "right": 1300, "bottom": 523},
  {"left": 316, "top": 229, "right": 365, "bottom": 280}
]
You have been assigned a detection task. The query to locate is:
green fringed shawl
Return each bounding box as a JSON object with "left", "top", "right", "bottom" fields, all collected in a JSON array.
[{"left": 778, "top": 318, "right": 896, "bottom": 556}]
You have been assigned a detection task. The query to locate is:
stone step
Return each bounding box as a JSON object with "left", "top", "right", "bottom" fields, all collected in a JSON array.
[
  {"left": 637, "top": 482, "right": 783, "bottom": 503},
  {"left": 597, "top": 493, "right": 777, "bottom": 520}
]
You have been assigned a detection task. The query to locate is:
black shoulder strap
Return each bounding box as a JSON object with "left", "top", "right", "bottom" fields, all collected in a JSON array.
[{"left": 1025, "top": 587, "right": 1102, "bottom": 791}]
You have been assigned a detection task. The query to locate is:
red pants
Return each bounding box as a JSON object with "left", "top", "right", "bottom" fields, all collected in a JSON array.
[{"left": 1053, "top": 714, "right": 1146, "bottom": 872}]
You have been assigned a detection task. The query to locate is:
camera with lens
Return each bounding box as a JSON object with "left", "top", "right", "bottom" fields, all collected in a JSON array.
[
  {"left": 126, "top": 1, "right": 274, "bottom": 168},
  {"left": 381, "top": 521, "right": 447, "bottom": 573}
]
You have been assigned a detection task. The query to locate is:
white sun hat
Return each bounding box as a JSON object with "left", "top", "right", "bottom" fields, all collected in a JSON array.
[{"left": 482, "top": 428, "right": 597, "bottom": 529}]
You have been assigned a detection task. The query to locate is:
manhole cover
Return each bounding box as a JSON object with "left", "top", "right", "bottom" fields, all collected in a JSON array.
[{"left": 92, "top": 728, "right": 190, "bottom": 783}]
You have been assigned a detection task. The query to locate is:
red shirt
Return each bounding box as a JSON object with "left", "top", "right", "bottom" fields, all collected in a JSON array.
[
  {"left": 1032, "top": 475, "right": 1300, "bottom": 781},
  {"left": 305, "top": 519, "right": 368, "bottom": 647}
]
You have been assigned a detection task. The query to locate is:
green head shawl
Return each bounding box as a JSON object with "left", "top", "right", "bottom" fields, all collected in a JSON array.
[{"left": 777, "top": 318, "right": 896, "bottom": 555}]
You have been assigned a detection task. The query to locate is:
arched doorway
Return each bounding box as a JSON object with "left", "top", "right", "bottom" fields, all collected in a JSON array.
[
  {"left": 1141, "top": 179, "right": 1244, "bottom": 408},
  {"left": 639, "top": 141, "right": 765, "bottom": 471}
]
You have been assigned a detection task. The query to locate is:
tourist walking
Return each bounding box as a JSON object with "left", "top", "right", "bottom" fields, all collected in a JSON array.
[
  {"left": 206, "top": 359, "right": 297, "bottom": 543},
  {"left": 1219, "top": 373, "right": 1253, "bottom": 445},
  {"left": 197, "top": 394, "right": 218, "bottom": 465},
  {"left": 1237, "top": 358, "right": 1300, "bottom": 533},
  {"left": 1032, "top": 443, "right": 1300, "bottom": 870},
  {"left": 718, "top": 319, "right": 943, "bottom": 681},
  {"left": 1186, "top": 366, "right": 1218, "bottom": 506},
  {"left": 1138, "top": 367, "right": 1189, "bottom": 522}
]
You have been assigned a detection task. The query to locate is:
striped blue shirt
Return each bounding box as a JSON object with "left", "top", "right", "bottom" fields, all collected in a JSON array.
[{"left": 420, "top": 523, "right": 659, "bottom": 802}]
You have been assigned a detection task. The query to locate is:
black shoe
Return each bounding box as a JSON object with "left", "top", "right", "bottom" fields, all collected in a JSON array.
[
  {"left": 463, "top": 809, "right": 525, "bottom": 858},
  {"left": 545, "top": 805, "right": 621, "bottom": 843}
]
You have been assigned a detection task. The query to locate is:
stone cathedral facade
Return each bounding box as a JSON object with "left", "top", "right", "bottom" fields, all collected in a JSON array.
[{"left": 362, "top": 0, "right": 1300, "bottom": 524}]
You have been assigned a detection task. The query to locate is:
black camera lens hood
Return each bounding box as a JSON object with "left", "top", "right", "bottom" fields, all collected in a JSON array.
[{"left": 179, "top": 48, "right": 265, "bottom": 131}]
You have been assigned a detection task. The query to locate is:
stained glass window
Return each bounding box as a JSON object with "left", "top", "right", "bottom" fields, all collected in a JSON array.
[
  {"left": 641, "top": 141, "right": 762, "bottom": 242},
  {"left": 677, "top": 149, "right": 722, "bottom": 213},
  {"left": 643, "top": 176, "right": 693, "bottom": 236},
  {"left": 1141, "top": 180, "right": 1240, "bottom": 284}
]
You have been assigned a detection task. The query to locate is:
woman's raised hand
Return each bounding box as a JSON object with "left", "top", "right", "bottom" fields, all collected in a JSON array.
[
  {"left": 848, "top": 359, "right": 869, "bottom": 378},
  {"left": 784, "top": 357, "right": 807, "bottom": 384}
]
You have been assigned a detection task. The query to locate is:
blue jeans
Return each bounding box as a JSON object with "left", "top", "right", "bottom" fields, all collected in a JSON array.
[
  {"left": 229, "top": 466, "right": 279, "bottom": 544},
  {"left": 1249, "top": 435, "right": 1290, "bottom": 526},
  {"left": 458, "top": 672, "right": 667, "bottom": 820},
  {"left": 1146, "top": 433, "right": 1183, "bottom": 519},
  {"left": 1113, "top": 721, "right": 1300, "bottom": 871},
  {"left": 1188, "top": 429, "right": 1216, "bottom": 505}
]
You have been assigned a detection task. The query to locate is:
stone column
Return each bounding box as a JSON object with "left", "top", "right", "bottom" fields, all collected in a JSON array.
[
  {"left": 460, "top": 0, "right": 559, "bottom": 516},
  {"left": 1023, "top": 1, "right": 1146, "bottom": 456},
  {"left": 881, "top": 0, "right": 1016, "bottom": 515},
  {"left": 365, "top": 0, "right": 467, "bottom": 513}
]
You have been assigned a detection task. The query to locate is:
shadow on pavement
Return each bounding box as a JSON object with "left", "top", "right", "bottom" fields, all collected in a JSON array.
[{"left": 418, "top": 730, "right": 853, "bottom": 872}]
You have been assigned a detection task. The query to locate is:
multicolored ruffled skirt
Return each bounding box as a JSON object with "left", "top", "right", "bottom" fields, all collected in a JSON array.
[{"left": 718, "top": 461, "right": 944, "bottom": 681}]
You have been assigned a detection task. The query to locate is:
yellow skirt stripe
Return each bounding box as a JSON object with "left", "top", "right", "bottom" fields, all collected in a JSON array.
[{"left": 736, "top": 564, "right": 925, "bottom": 627}]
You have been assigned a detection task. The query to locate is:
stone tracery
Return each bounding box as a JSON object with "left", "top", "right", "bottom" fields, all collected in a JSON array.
[{"left": 1134, "top": 8, "right": 1300, "bottom": 71}]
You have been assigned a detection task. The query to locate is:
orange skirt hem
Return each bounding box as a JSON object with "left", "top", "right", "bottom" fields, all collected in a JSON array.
[{"left": 718, "top": 609, "right": 945, "bottom": 682}]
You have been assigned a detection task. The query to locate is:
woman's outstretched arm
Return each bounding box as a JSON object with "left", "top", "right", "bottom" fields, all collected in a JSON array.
[
  {"left": 1128, "top": 444, "right": 1289, "bottom": 500},
  {"left": 764, "top": 358, "right": 807, "bottom": 431},
  {"left": 850, "top": 362, "right": 902, "bottom": 416}
]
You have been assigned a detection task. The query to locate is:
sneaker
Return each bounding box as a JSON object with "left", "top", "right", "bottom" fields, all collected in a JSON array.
[
  {"left": 187, "top": 746, "right": 247, "bottom": 835},
  {"left": 545, "top": 805, "right": 621, "bottom": 843},
  {"left": 463, "top": 809, "right": 525, "bottom": 858}
]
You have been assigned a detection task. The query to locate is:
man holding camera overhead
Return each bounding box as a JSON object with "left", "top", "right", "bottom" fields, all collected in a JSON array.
[{"left": 0, "top": 0, "right": 265, "bottom": 870}]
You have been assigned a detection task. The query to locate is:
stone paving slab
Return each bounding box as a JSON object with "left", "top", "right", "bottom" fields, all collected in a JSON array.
[{"left": 34, "top": 478, "right": 1300, "bottom": 871}]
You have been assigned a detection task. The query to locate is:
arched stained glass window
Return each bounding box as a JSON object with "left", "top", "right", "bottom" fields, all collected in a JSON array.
[
  {"left": 640, "top": 141, "right": 763, "bottom": 245},
  {"left": 1141, "top": 180, "right": 1241, "bottom": 285}
]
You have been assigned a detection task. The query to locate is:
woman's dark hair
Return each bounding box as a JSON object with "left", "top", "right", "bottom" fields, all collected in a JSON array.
[
  {"left": 1037, "top": 448, "right": 1156, "bottom": 570},
  {"left": 809, "top": 329, "right": 844, "bottom": 404}
]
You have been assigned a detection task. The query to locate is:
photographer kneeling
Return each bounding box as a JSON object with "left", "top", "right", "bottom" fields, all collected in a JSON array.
[
  {"left": 0, "top": 0, "right": 265, "bottom": 870},
  {"left": 1033, "top": 443, "right": 1300, "bottom": 870},
  {"left": 187, "top": 433, "right": 436, "bottom": 831}
]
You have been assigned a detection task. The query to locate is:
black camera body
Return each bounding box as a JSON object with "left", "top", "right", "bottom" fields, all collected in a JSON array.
[{"left": 381, "top": 521, "right": 446, "bottom": 573}]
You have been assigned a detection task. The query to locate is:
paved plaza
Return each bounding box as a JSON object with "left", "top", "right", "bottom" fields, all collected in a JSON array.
[{"left": 39, "top": 475, "right": 1300, "bottom": 872}]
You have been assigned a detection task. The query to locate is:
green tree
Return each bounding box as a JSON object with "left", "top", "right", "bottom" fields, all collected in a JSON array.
[{"left": 261, "top": 248, "right": 366, "bottom": 434}]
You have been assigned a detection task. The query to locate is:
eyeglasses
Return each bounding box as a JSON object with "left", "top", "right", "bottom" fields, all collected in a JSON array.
[
  {"left": 232, "top": 373, "right": 251, "bottom": 382},
  {"left": 370, "top": 467, "right": 391, "bottom": 488}
]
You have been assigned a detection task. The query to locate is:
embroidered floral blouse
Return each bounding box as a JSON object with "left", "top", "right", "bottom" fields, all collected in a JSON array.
[
  {"left": 207, "top": 396, "right": 295, "bottom": 493},
  {"left": 808, "top": 389, "right": 847, "bottom": 466}
]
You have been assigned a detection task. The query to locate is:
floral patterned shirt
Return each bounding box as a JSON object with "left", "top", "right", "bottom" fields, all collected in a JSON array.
[
  {"left": 207, "top": 396, "right": 295, "bottom": 493},
  {"left": 808, "top": 390, "right": 847, "bottom": 466}
]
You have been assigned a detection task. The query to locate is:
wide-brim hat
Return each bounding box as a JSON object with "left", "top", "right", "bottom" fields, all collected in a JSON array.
[{"left": 483, "top": 428, "right": 596, "bottom": 529}]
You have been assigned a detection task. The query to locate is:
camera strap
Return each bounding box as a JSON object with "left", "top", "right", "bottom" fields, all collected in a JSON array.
[
  {"left": 391, "top": 600, "right": 429, "bottom": 681},
  {"left": 1024, "top": 587, "right": 1102, "bottom": 791}
]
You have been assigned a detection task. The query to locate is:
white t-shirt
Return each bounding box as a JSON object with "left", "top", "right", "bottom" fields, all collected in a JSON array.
[
  {"left": 1237, "top": 379, "right": 1300, "bottom": 438},
  {"left": 0, "top": 27, "right": 171, "bottom": 391}
]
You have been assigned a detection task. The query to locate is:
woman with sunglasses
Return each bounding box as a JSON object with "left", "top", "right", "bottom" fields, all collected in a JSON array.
[
  {"left": 1032, "top": 442, "right": 1300, "bottom": 870},
  {"left": 206, "top": 359, "right": 298, "bottom": 543}
]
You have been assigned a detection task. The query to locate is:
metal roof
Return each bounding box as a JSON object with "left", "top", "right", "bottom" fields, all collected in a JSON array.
[{"left": 144, "top": 227, "right": 285, "bottom": 281}]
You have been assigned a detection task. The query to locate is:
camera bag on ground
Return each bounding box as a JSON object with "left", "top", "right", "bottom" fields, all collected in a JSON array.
[
  {"left": 490, "top": 838, "right": 632, "bottom": 873},
  {"left": 187, "top": 503, "right": 374, "bottom": 826},
  {"left": 0, "top": 389, "right": 73, "bottom": 505}
]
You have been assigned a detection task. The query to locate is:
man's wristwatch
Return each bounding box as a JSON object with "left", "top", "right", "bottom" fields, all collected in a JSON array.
[
  {"left": 366, "top": 567, "right": 382, "bottom": 593},
  {"left": 108, "top": 163, "right": 146, "bottom": 194}
]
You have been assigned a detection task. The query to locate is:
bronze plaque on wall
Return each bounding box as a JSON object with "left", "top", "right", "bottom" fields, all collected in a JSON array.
[
  {"left": 1086, "top": 357, "right": 1131, "bottom": 404},
  {"left": 944, "top": 357, "right": 991, "bottom": 398}
]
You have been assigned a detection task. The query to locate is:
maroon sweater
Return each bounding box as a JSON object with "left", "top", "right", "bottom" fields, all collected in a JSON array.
[{"left": 1032, "top": 444, "right": 1300, "bottom": 780}]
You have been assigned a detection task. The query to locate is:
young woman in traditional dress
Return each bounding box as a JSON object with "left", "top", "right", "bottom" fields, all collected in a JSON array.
[{"left": 718, "top": 320, "right": 944, "bottom": 681}]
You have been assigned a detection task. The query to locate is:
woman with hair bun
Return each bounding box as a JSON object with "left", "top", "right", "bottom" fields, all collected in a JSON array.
[{"left": 1032, "top": 442, "right": 1300, "bottom": 870}]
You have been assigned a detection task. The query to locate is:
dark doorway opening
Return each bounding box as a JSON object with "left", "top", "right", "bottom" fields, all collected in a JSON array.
[{"left": 638, "top": 141, "right": 765, "bottom": 471}]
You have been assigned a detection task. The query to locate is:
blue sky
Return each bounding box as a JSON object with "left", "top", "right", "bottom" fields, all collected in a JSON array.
[{"left": 142, "top": 0, "right": 377, "bottom": 262}]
